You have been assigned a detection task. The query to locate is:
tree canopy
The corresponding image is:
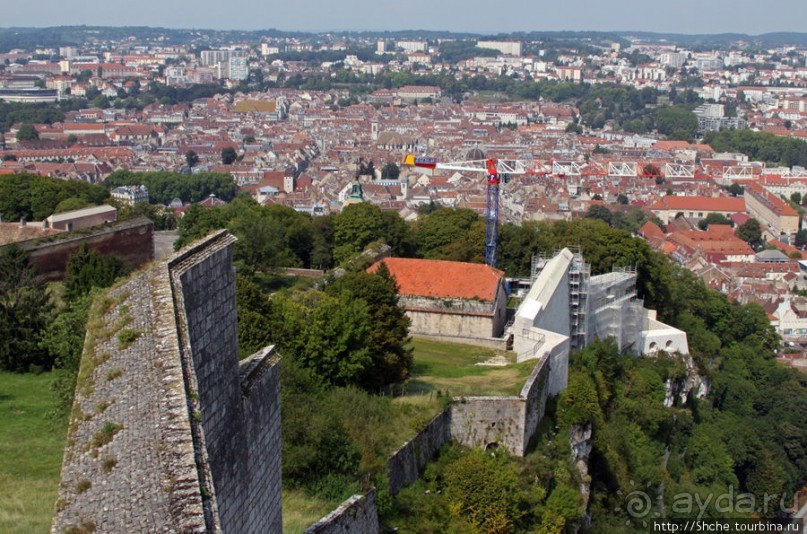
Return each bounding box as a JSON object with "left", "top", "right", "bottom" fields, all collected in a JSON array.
[
  {"left": 705, "top": 129, "right": 807, "bottom": 168},
  {"left": 0, "top": 246, "right": 53, "bottom": 372},
  {"left": 184, "top": 149, "right": 199, "bottom": 168},
  {"left": 16, "top": 123, "right": 39, "bottom": 141},
  {"left": 736, "top": 218, "right": 763, "bottom": 248},
  {"left": 105, "top": 170, "right": 237, "bottom": 205},
  {"left": 63, "top": 244, "right": 131, "bottom": 301},
  {"left": 325, "top": 265, "right": 413, "bottom": 389},
  {"left": 698, "top": 212, "right": 733, "bottom": 230},
  {"left": 221, "top": 146, "right": 237, "bottom": 165},
  {"left": 381, "top": 162, "right": 400, "bottom": 180},
  {"left": 655, "top": 105, "right": 698, "bottom": 140},
  {"left": 0, "top": 173, "right": 109, "bottom": 221}
]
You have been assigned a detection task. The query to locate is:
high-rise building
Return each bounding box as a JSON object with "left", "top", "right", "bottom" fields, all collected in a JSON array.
[
  {"left": 229, "top": 56, "right": 249, "bottom": 81},
  {"left": 477, "top": 40, "right": 523, "bottom": 57}
]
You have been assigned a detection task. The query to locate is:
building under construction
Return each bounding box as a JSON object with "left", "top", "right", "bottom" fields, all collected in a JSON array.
[{"left": 513, "top": 248, "right": 688, "bottom": 395}]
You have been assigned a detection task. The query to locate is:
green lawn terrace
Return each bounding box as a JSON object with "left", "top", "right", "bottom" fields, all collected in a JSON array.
[
  {"left": 405, "top": 338, "right": 537, "bottom": 399},
  {"left": 0, "top": 371, "right": 68, "bottom": 533}
]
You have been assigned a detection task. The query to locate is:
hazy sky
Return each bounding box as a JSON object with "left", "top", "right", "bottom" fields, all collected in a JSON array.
[{"left": 3, "top": 0, "right": 806, "bottom": 35}]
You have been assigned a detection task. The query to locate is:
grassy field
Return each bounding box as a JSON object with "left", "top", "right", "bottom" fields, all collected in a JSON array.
[
  {"left": 407, "top": 338, "right": 535, "bottom": 397},
  {"left": 282, "top": 488, "right": 342, "bottom": 533},
  {"left": 0, "top": 371, "right": 67, "bottom": 533}
]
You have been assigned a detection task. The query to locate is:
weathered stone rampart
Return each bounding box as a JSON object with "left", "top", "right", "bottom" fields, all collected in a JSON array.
[
  {"left": 52, "top": 230, "right": 282, "bottom": 533},
  {"left": 52, "top": 237, "right": 208, "bottom": 532},
  {"left": 309, "top": 352, "right": 555, "bottom": 532},
  {"left": 304, "top": 489, "right": 379, "bottom": 534},
  {"left": 387, "top": 411, "right": 451, "bottom": 496},
  {"left": 7, "top": 216, "right": 154, "bottom": 281},
  {"left": 450, "top": 354, "right": 552, "bottom": 456}
]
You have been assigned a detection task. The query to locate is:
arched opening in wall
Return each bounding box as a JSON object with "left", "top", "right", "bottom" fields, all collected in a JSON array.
[
  {"left": 485, "top": 442, "right": 499, "bottom": 451},
  {"left": 665, "top": 340, "right": 674, "bottom": 349},
  {"left": 649, "top": 341, "right": 657, "bottom": 351}
]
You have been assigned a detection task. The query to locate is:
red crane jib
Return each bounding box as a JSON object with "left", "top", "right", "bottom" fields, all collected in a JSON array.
[
  {"left": 486, "top": 158, "right": 499, "bottom": 184},
  {"left": 486, "top": 158, "right": 498, "bottom": 176}
]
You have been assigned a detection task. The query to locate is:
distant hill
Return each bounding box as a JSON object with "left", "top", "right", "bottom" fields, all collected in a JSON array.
[
  {"left": 618, "top": 31, "right": 807, "bottom": 48},
  {"left": 0, "top": 26, "right": 806, "bottom": 53}
]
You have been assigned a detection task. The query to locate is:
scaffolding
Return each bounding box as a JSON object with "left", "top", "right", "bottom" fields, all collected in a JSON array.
[
  {"left": 587, "top": 265, "right": 644, "bottom": 353},
  {"left": 568, "top": 253, "right": 590, "bottom": 350},
  {"left": 530, "top": 252, "right": 552, "bottom": 283}
]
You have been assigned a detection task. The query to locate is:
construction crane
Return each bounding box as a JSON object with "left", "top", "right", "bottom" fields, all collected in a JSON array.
[{"left": 403, "top": 155, "right": 542, "bottom": 267}]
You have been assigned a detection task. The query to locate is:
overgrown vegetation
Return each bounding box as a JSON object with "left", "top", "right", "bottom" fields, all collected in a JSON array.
[
  {"left": 90, "top": 422, "right": 123, "bottom": 450},
  {"left": 0, "top": 101, "right": 65, "bottom": 132},
  {"left": 383, "top": 221, "right": 805, "bottom": 530},
  {"left": 384, "top": 441, "right": 575, "bottom": 533},
  {"left": 280, "top": 358, "right": 442, "bottom": 504},
  {"left": 3, "top": 195, "right": 806, "bottom": 532},
  {"left": 64, "top": 244, "right": 131, "bottom": 301},
  {"left": 0, "top": 245, "right": 54, "bottom": 372}
]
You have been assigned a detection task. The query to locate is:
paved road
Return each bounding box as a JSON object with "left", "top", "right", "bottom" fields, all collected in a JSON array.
[{"left": 153, "top": 230, "right": 179, "bottom": 260}]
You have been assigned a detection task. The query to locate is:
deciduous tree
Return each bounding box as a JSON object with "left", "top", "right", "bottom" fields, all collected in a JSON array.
[
  {"left": 185, "top": 149, "right": 199, "bottom": 168},
  {"left": 0, "top": 245, "right": 53, "bottom": 372},
  {"left": 221, "top": 146, "right": 237, "bottom": 165},
  {"left": 16, "top": 123, "right": 39, "bottom": 141},
  {"left": 736, "top": 218, "right": 763, "bottom": 248}
]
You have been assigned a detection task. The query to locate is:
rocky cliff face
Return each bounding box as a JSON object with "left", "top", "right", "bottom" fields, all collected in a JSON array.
[
  {"left": 570, "top": 423, "right": 593, "bottom": 531},
  {"left": 663, "top": 354, "right": 711, "bottom": 408}
]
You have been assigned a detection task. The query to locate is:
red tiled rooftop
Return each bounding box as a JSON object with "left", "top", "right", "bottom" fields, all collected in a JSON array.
[
  {"left": 648, "top": 195, "right": 745, "bottom": 213},
  {"left": 368, "top": 257, "right": 504, "bottom": 301},
  {"left": 639, "top": 220, "right": 665, "bottom": 240}
]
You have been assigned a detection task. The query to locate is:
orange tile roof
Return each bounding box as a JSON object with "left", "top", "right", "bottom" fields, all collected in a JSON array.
[
  {"left": 668, "top": 231, "right": 754, "bottom": 256},
  {"left": 368, "top": 257, "right": 504, "bottom": 301},
  {"left": 746, "top": 182, "right": 799, "bottom": 216},
  {"left": 639, "top": 220, "right": 665, "bottom": 240},
  {"left": 648, "top": 195, "right": 745, "bottom": 213},
  {"left": 653, "top": 140, "right": 692, "bottom": 151}
]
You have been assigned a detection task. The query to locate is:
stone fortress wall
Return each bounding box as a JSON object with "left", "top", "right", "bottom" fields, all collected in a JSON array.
[
  {"left": 8, "top": 216, "right": 154, "bottom": 281},
  {"left": 52, "top": 230, "right": 282, "bottom": 533},
  {"left": 305, "top": 489, "right": 380, "bottom": 534},
  {"left": 311, "top": 352, "right": 555, "bottom": 533}
]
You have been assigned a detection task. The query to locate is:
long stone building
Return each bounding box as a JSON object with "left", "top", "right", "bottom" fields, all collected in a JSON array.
[
  {"left": 368, "top": 257, "right": 508, "bottom": 347},
  {"left": 744, "top": 182, "right": 800, "bottom": 237},
  {"left": 52, "top": 231, "right": 282, "bottom": 533}
]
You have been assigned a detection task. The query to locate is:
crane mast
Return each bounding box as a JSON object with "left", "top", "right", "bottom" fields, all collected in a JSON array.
[
  {"left": 432, "top": 157, "right": 514, "bottom": 268},
  {"left": 404, "top": 155, "right": 546, "bottom": 267},
  {"left": 483, "top": 158, "right": 500, "bottom": 267}
]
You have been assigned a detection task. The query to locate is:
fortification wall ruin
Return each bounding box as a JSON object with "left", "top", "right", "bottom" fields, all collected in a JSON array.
[
  {"left": 52, "top": 230, "right": 282, "bottom": 533},
  {"left": 304, "top": 489, "right": 379, "bottom": 534},
  {"left": 387, "top": 411, "right": 452, "bottom": 496},
  {"left": 10, "top": 216, "right": 154, "bottom": 281},
  {"left": 450, "top": 353, "right": 552, "bottom": 456}
]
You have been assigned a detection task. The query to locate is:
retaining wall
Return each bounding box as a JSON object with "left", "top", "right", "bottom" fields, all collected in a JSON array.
[
  {"left": 11, "top": 216, "right": 153, "bottom": 281},
  {"left": 387, "top": 411, "right": 451, "bottom": 496},
  {"left": 304, "top": 489, "right": 379, "bottom": 534}
]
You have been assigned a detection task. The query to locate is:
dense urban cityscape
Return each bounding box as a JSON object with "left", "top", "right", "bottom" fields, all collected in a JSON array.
[{"left": 0, "top": 25, "right": 806, "bottom": 533}]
